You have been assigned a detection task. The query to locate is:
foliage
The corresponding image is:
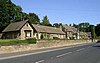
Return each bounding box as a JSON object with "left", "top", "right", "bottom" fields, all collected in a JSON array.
[
  {"left": 90, "top": 25, "right": 96, "bottom": 39},
  {"left": 78, "top": 22, "right": 90, "bottom": 32},
  {"left": 28, "top": 13, "right": 40, "bottom": 24},
  {"left": 95, "top": 24, "right": 100, "bottom": 37},
  {"left": 69, "top": 37, "right": 75, "bottom": 40},
  {"left": 0, "top": 0, "right": 40, "bottom": 32},
  {"left": 72, "top": 23, "right": 78, "bottom": 28},
  {"left": 0, "top": 38, "right": 36, "bottom": 45},
  {"left": 53, "top": 23, "right": 62, "bottom": 28},
  {"left": 53, "top": 23, "right": 60, "bottom": 28},
  {"left": 41, "top": 16, "right": 51, "bottom": 26},
  {"left": 53, "top": 37, "right": 60, "bottom": 39}
]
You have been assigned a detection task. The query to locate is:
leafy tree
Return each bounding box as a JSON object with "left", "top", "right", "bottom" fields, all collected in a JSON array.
[
  {"left": 14, "top": 6, "right": 22, "bottom": 21},
  {"left": 65, "top": 24, "right": 68, "bottom": 26},
  {"left": 28, "top": 13, "right": 40, "bottom": 24},
  {"left": 69, "top": 24, "right": 72, "bottom": 26},
  {"left": 90, "top": 25, "right": 96, "bottom": 41},
  {"left": 0, "top": 0, "right": 23, "bottom": 32},
  {"left": 53, "top": 23, "right": 63, "bottom": 28},
  {"left": 0, "top": 0, "right": 14, "bottom": 32},
  {"left": 72, "top": 23, "right": 78, "bottom": 28},
  {"left": 95, "top": 24, "right": 100, "bottom": 37},
  {"left": 78, "top": 22, "right": 90, "bottom": 32},
  {"left": 41, "top": 16, "right": 51, "bottom": 26},
  {"left": 21, "top": 12, "right": 29, "bottom": 21},
  {"left": 0, "top": 0, "right": 40, "bottom": 32},
  {"left": 53, "top": 23, "right": 59, "bottom": 28}
]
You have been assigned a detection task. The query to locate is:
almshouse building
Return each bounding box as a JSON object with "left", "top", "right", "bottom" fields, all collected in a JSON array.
[
  {"left": 2, "top": 21, "right": 34, "bottom": 40},
  {"left": 2, "top": 21, "right": 91, "bottom": 40},
  {"left": 62, "top": 25, "right": 79, "bottom": 39},
  {"left": 2, "top": 21, "right": 66, "bottom": 40},
  {"left": 32, "top": 24, "right": 66, "bottom": 39}
]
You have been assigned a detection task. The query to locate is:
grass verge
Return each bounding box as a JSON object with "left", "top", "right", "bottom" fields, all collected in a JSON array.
[{"left": 0, "top": 38, "right": 36, "bottom": 46}]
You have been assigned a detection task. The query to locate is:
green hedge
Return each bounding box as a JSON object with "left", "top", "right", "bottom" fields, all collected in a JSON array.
[{"left": 0, "top": 38, "right": 36, "bottom": 46}]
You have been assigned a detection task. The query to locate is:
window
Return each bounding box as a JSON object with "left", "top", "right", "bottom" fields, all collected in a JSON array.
[{"left": 24, "top": 30, "right": 31, "bottom": 37}]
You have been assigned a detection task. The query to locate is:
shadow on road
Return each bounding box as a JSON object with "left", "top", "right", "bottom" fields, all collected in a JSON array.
[
  {"left": 92, "top": 44, "right": 100, "bottom": 49},
  {"left": 93, "top": 45, "right": 100, "bottom": 47}
]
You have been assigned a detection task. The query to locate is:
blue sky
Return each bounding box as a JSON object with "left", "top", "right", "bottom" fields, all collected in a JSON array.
[{"left": 12, "top": 0, "right": 100, "bottom": 25}]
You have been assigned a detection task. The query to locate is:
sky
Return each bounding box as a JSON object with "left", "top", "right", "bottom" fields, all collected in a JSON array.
[{"left": 11, "top": 0, "right": 100, "bottom": 25}]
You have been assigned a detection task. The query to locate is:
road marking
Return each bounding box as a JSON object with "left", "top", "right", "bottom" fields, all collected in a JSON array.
[
  {"left": 56, "top": 52, "right": 72, "bottom": 58},
  {"left": 35, "top": 60, "right": 44, "bottom": 63},
  {"left": 0, "top": 44, "right": 89, "bottom": 60},
  {"left": 76, "top": 48, "right": 85, "bottom": 51}
]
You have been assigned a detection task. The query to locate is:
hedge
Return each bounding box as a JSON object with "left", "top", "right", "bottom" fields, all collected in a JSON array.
[{"left": 0, "top": 38, "right": 36, "bottom": 46}]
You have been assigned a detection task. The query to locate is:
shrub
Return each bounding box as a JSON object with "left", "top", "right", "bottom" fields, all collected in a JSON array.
[
  {"left": 53, "top": 37, "right": 60, "bottom": 39},
  {"left": 69, "top": 37, "right": 75, "bottom": 40},
  {"left": 25, "top": 38, "right": 36, "bottom": 44},
  {"left": 0, "top": 38, "right": 37, "bottom": 46}
]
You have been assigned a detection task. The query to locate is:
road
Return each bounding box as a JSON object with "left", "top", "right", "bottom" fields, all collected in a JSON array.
[{"left": 0, "top": 43, "right": 100, "bottom": 63}]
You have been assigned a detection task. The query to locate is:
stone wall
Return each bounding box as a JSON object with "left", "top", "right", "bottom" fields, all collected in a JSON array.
[
  {"left": 36, "top": 39, "right": 92, "bottom": 48},
  {"left": 0, "top": 40, "right": 94, "bottom": 54}
]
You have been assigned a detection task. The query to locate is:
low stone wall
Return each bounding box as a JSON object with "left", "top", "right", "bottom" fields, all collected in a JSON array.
[
  {"left": 37, "top": 40, "right": 92, "bottom": 48},
  {"left": 0, "top": 40, "right": 94, "bottom": 54}
]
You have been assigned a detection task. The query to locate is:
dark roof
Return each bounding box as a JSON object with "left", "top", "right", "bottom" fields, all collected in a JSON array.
[
  {"left": 63, "top": 25, "right": 77, "bottom": 33},
  {"left": 87, "top": 32, "right": 91, "bottom": 36},
  {"left": 79, "top": 32, "right": 88, "bottom": 36},
  {"left": 2, "top": 21, "right": 27, "bottom": 32},
  {"left": 32, "top": 24, "right": 65, "bottom": 34}
]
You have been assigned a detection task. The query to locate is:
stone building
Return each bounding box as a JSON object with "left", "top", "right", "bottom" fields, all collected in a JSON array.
[
  {"left": 2, "top": 21, "right": 33, "bottom": 40},
  {"left": 32, "top": 24, "right": 66, "bottom": 39},
  {"left": 2, "top": 21, "right": 66, "bottom": 40},
  {"left": 62, "top": 25, "right": 79, "bottom": 39},
  {"left": 79, "top": 32, "right": 91, "bottom": 39}
]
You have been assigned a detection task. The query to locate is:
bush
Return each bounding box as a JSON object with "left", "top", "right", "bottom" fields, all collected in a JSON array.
[
  {"left": 69, "top": 37, "right": 75, "bottom": 40},
  {"left": 53, "top": 37, "right": 60, "bottom": 39},
  {"left": 0, "top": 38, "right": 37, "bottom": 46},
  {"left": 25, "top": 38, "right": 36, "bottom": 44}
]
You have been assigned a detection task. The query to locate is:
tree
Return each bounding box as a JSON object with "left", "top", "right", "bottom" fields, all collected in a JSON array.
[
  {"left": 0, "top": 0, "right": 16, "bottom": 32},
  {"left": 53, "top": 23, "right": 59, "bottom": 28},
  {"left": 0, "top": 0, "right": 23, "bottom": 32},
  {"left": 90, "top": 25, "right": 96, "bottom": 42},
  {"left": 41, "top": 16, "right": 51, "bottom": 26},
  {"left": 28, "top": 13, "right": 40, "bottom": 24},
  {"left": 72, "top": 23, "right": 78, "bottom": 28},
  {"left": 69, "top": 24, "right": 72, "bottom": 26},
  {"left": 21, "top": 12, "right": 29, "bottom": 21},
  {"left": 14, "top": 6, "right": 23, "bottom": 21},
  {"left": 78, "top": 22, "right": 90, "bottom": 32},
  {"left": 95, "top": 24, "right": 100, "bottom": 37},
  {"left": 65, "top": 24, "right": 68, "bottom": 26},
  {"left": 0, "top": 0, "right": 41, "bottom": 33}
]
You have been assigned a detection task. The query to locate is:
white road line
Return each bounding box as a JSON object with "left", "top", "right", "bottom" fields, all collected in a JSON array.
[
  {"left": 76, "top": 48, "right": 85, "bottom": 51},
  {"left": 0, "top": 44, "right": 88, "bottom": 60},
  {"left": 35, "top": 60, "right": 45, "bottom": 63},
  {"left": 56, "top": 52, "right": 72, "bottom": 58}
]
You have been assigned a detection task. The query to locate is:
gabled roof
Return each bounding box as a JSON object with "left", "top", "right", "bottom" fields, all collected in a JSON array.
[
  {"left": 80, "top": 32, "right": 91, "bottom": 36},
  {"left": 79, "top": 32, "right": 88, "bottom": 36},
  {"left": 63, "top": 25, "right": 77, "bottom": 32},
  {"left": 2, "top": 21, "right": 27, "bottom": 32},
  {"left": 32, "top": 24, "right": 65, "bottom": 34}
]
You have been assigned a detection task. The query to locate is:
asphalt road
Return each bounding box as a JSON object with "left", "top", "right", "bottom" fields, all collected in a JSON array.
[{"left": 0, "top": 43, "right": 100, "bottom": 63}]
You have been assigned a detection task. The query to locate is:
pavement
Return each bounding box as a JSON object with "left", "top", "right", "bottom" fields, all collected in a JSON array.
[{"left": 0, "top": 42, "right": 99, "bottom": 63}]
